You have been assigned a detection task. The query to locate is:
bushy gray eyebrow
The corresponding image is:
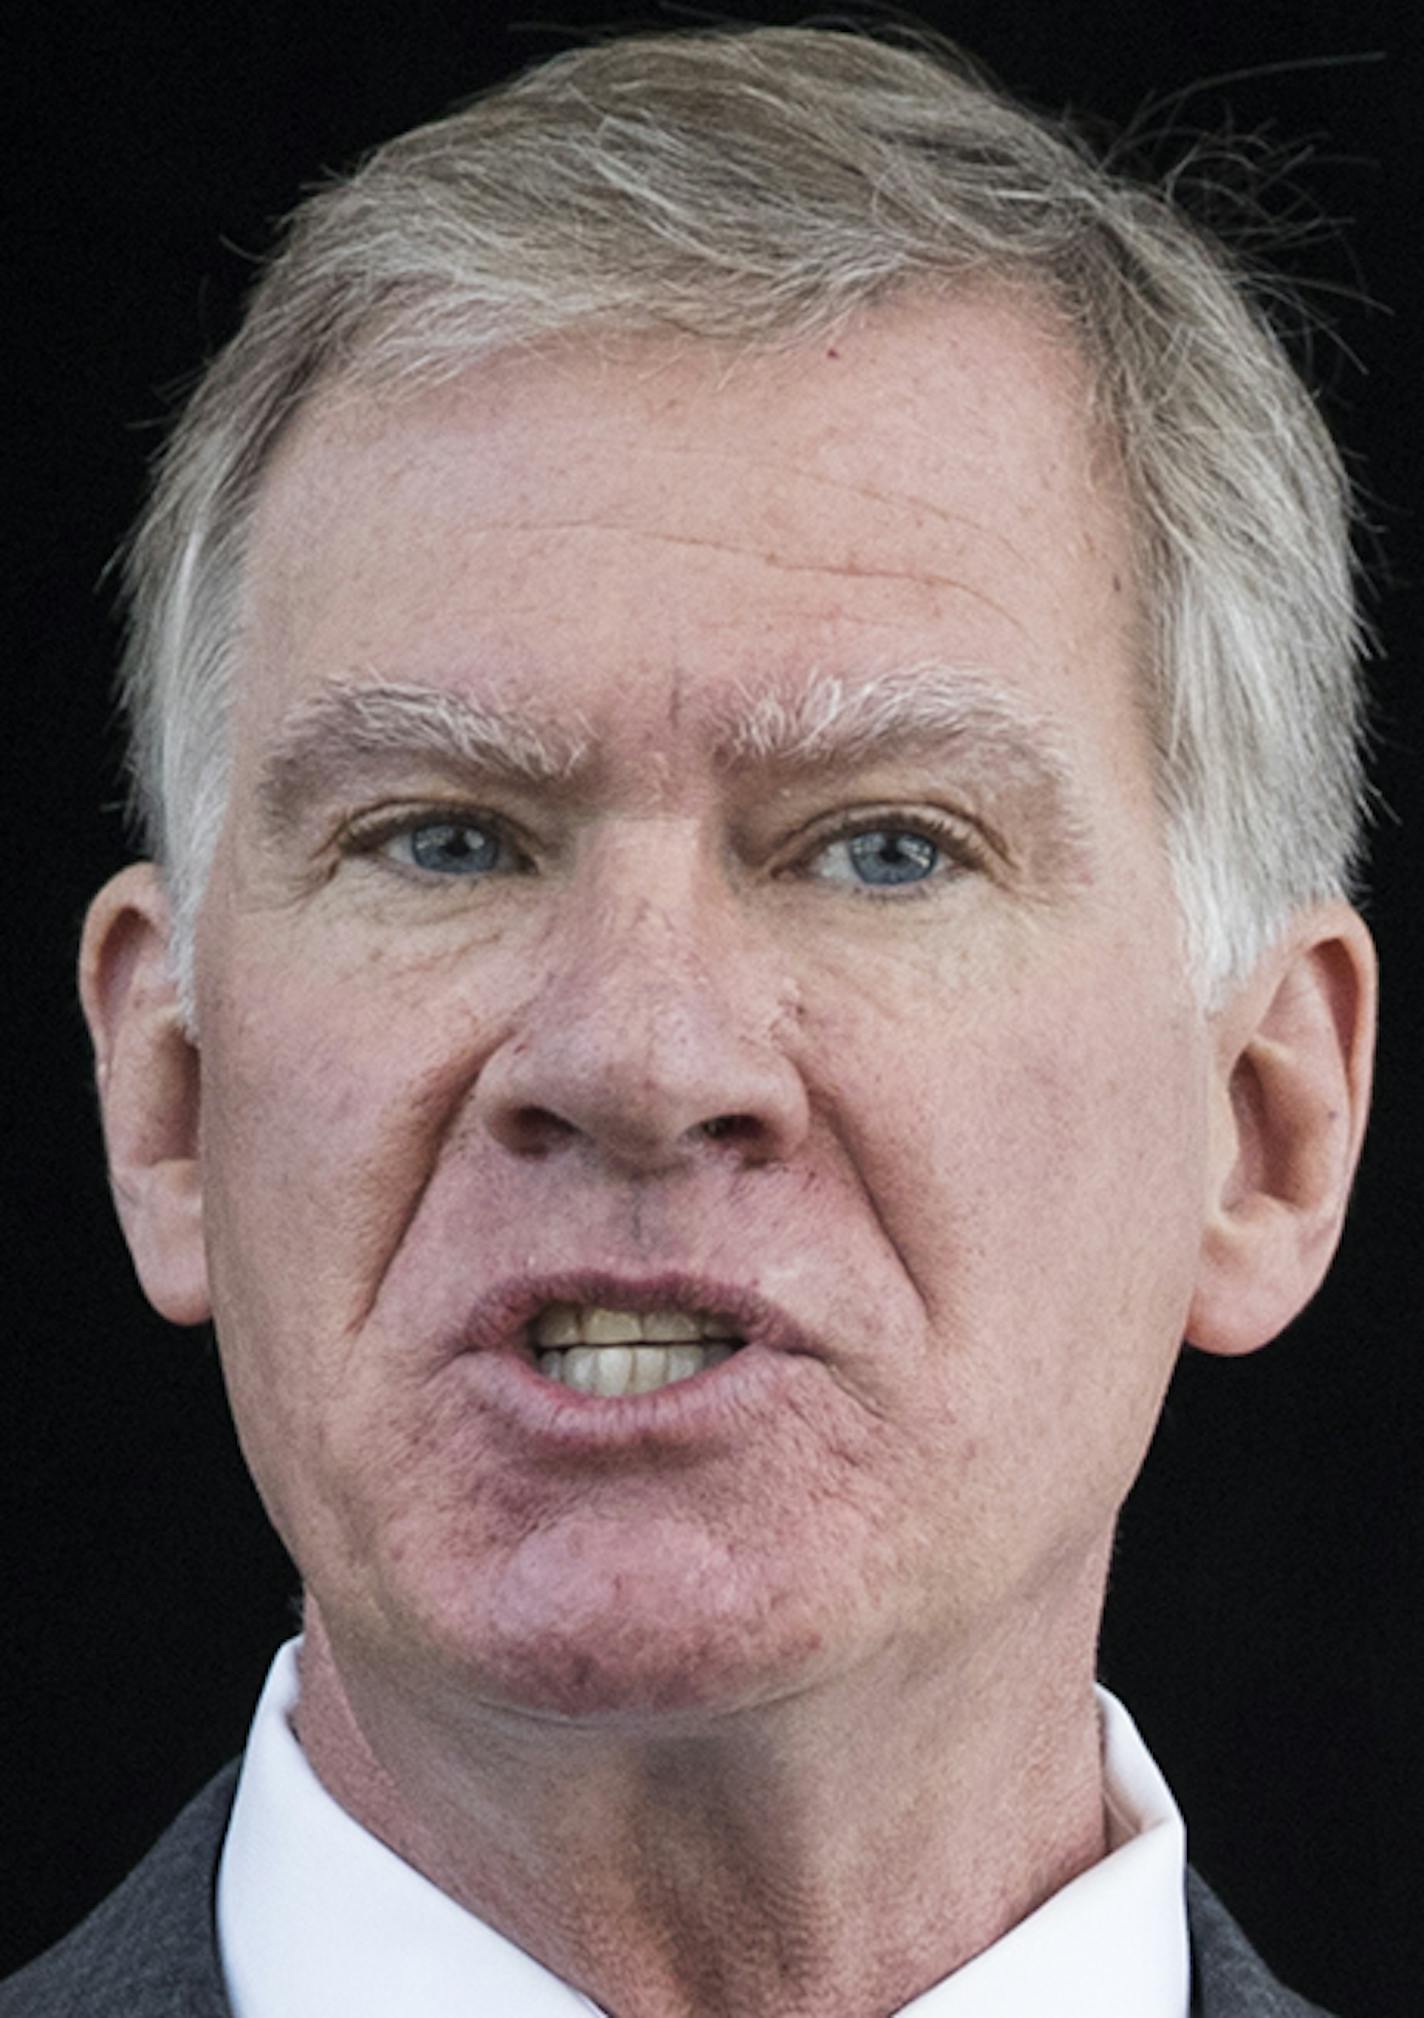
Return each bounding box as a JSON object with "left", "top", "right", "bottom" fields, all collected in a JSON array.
[
  {"left": 714, "top": 662, "right": 1077, "bottom": 789},
  {"left": 254, "top": 680, "right": 595, "bottom": 836},
  {"left": 253, "top": 663, "right": 1093, "bottom": 881},
  {"left": 716, "top": 662, "right": 1095, "bottom": 871}
]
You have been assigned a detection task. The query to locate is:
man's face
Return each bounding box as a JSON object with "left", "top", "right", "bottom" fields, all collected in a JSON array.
[{"left": 191, "top": 296, "right": 1213, "bottom": 1723}]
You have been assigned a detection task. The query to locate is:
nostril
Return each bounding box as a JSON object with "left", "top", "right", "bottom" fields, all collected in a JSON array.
[
  {"left": 507, "top": 1105, "right": 579, "bottom": 1153},
  {"left": 699, "top": 1114, "right": 759, "bottom": 1141}
]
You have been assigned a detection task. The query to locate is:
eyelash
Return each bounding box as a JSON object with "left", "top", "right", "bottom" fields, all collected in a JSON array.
[
  {"left": 794, "top": 807, "right": 989, "bottom": 894},
  {"left": 338, "top": 803, "right": 989, "bottom": 892},
  {"left": 340, "top": 806, "right": 534, "bottom": 874}
]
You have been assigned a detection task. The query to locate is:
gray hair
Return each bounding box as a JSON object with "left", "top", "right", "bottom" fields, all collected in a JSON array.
[{"left": 118, "top": 24, "right": 1369, "bottom": 1018}]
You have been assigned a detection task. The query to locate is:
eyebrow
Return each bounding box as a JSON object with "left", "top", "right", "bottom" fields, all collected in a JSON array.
[
  {"left": 714, "top": 661, "right": 1079, "bottom": 794},
  {"left": 715, "top": 663, "right": 1093, "bottom": 871},
  {"left": 255, "top": 680, "right": 595, "bottom": 836},
  {"left": 254, "top": 663, "right": 1090, "bottom": 865}
]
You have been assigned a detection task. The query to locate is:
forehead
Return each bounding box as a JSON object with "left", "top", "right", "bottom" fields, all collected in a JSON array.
[{"left": 240, "top": 292, "right": 1146, "bottom": 792}]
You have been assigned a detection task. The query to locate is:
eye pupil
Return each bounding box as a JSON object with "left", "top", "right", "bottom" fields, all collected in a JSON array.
[
  {"left": 408, "top": 823, "right": 503, "bottom": 874},
  {"left": 846, "top": 830, "right": 938, "bottom": 885}
]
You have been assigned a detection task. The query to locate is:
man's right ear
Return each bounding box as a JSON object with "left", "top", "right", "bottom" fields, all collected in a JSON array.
[{"left": 78, "top": 863, "right": 211, "bottom": 1326}]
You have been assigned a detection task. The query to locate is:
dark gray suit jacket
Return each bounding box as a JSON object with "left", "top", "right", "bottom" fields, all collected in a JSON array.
[{"left": 0, "top": 1766, "right": 1343, "bottom": 2015}]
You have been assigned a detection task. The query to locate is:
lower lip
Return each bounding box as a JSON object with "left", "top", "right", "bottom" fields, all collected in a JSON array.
[{"left": 458, "top": 1343, "right": 801, "bottom": 1456}]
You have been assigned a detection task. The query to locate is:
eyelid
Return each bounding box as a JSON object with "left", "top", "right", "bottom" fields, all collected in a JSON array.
[
  {"left": 331, "top": 797, "right": 997, "bottom": 886},
  {"left": 338, "top": 802, "right": 537, "bottom": 872},
  {"left": 787, "top": 804, "right": 994, "bottom": 880}
]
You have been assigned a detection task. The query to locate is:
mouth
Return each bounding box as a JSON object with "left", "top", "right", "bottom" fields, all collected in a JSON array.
[
  {"left": 460, "top": 1271, "right": 814, "bottom": 1410},
  {"left": 454, "top": 1272, "right": 825, "bottom": 1450},
  {"left": 527, "top": 1302, "right": 745, "bottom": 1396}
]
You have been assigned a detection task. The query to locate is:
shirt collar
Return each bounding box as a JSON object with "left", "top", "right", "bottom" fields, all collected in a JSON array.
[{"left": 217, "top": 1639, "right": 1188, "bottom": 2018}]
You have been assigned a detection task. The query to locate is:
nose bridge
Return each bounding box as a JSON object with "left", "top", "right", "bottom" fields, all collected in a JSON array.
[
  {"left": 475, "top": 822, "right": 807, "bottom": 1168},
  {"left": 575, "top": 835, "right": 726, "bottom": 1017}
]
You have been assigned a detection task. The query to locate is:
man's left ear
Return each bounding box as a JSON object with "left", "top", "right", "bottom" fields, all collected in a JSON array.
[{"left": 1186, "top": 903, "right": 1376, "bottom": 1358}]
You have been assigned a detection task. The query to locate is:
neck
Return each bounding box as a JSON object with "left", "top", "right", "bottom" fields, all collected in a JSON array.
[{"left": 294, "top": 1595, "right": 1110, "bottom": 2018}]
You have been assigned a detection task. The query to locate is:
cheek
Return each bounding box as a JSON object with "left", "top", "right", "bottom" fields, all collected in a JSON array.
[
  {"left": 199, "top": 927, "right": 494, "bottom": 1286},
  {"left": 194, "top": 941, "right": 505, "bottom": 1524},
  {"left": 813, "top": 951, "right": 1207, "bottom": 1493}
]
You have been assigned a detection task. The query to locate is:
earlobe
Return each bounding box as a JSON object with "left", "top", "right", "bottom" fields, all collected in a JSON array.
[
  {"left": 1186, "top": 904, "right": 1376, "bottom": 1359},
  {"left": 78, "top": 863, "right": 211, "bottom": 1326}
]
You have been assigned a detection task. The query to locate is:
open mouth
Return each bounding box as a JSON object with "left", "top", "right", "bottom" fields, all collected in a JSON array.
[{"left": 527, "top": 1303, "right": 745, "bottom": 1396}]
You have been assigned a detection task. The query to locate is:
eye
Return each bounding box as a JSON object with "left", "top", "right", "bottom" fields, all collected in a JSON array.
[
  {"left": 805, "top": 817, "right": 976, "bottom": 891},
  {"left": 376, "top": 817, "right": 527, "bottom": 878}
]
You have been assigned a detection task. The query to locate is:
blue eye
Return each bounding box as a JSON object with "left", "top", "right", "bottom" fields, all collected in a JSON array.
[
  {"left": 389, "top": 821, "right": 513, "bottom": 876},
  {"left": 814, "top": 827, "right": 946, "bottom": 888}
]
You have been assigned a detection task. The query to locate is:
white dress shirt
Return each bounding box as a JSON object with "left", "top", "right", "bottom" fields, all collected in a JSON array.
[{"left": 217, "top": 1639, "right": 1189, "bottom": 2018}]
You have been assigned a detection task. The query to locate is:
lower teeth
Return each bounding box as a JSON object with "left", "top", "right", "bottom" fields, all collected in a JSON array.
[{"left": 539, "top": 1342, "right": 738, "bottom": 1396}]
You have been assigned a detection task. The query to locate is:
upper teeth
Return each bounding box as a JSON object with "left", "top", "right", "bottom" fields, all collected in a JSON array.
[
  {"left": 530, "top": 1304, "right": 741, "bottom": 1348},
  {"left": 530, "top": 1305, "right": 744, "bottom": 1397}
]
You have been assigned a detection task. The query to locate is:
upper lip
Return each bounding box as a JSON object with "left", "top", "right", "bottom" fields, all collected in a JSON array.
[{"left": 460, "top": 1269, "right": 824, "bottom": 1362}]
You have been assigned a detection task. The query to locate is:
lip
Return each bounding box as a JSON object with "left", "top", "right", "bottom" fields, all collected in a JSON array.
[
  {"left": 460, "top": 1268, "right": 824, "bottom": 1364},
  {"left": 452, "top": 1268, "right": 824, "bottom": 1453}
]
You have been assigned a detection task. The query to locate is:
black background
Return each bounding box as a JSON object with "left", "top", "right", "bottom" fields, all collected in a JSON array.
[{"left": 6, "top": 3, "right": 1421, "bottom": 2010}]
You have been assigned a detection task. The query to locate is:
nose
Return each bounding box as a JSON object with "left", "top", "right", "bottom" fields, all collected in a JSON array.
[{"left": 471, "top": 857, "right": 810, "bottom": 1174}]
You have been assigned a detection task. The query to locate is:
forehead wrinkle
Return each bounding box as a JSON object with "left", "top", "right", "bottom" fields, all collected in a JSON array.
[
  {"left": 640, "top": 451, "right": 1040, "bottom": 576},
  {"left": 470, "top": 516, "right": 1028, "bottom": 635},
  {"left": 253, "top": 678, "right": 594, "bottom": 833}
]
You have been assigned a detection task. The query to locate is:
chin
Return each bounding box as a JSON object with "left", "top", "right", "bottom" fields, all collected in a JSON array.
[
  {"left": 397, "top": 1519, "right": 837, "bottom": 1725},
  {"left": 462, "top": 1625, "right": 829, "bottom": 1725}
]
